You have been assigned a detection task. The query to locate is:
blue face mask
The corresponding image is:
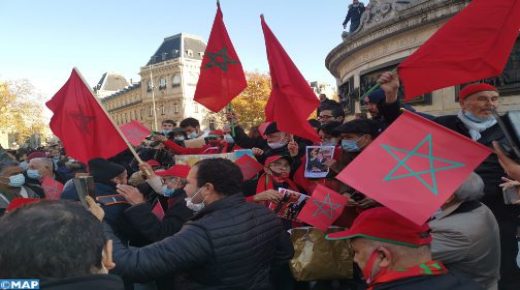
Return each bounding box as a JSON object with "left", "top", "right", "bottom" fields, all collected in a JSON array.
[
  {"left": 341, "top": 138, "right": 361, "bottom": 152},
  {"left": 161, "top": 185, "right": 176, "bottom": 197},
  {"left": 162, "top": 129, "right": 172, "bottom": 135},
  {"left": 27, "top": 169, "right": 41, "bottom": 180},
  {"left": 8, "top": 174, "right": 25, "bottom": 187},
  {"left": 463, "top": 111, "right": 494, "bottom": 123}
]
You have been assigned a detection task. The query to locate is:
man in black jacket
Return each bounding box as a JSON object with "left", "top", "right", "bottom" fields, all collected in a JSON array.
[
  {"left": 342, "top": 0, "right": 365, "bottom": 33},
  {"left": 108, "top": 158, "right": 294, "bottom": 289},
  {"left": 377, "top": 71, "right": 520, "bottom": 289}
]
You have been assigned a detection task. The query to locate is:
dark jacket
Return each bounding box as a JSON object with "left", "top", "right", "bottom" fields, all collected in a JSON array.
[
  {"left": 373, "top": 272, "right": 483, "bottom": 290},
  {"left": 124, "top": 190, "right": 193, "bottom": 242},
  {"left": 343, "top": 3, "right": 365, "bottom": 28},
  {"left": 40, "top": 274, "right": 124, "bottom": 290},
  {"left": 95, "top": 182, "right": 148, "bottom": 247},
  {"left": 232, "top": 125, "right": 268, "bottom": 149},
  {"left": 106, "top": 193, "right": 294, "bottom": 289}
]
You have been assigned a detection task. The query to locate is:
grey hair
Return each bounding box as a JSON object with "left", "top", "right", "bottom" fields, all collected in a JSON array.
[{"left": 454, "top": 172, "right": 485, "bottom": 202}]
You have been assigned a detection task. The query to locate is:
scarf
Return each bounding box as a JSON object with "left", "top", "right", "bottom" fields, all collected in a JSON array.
[
  {"left": 256, "top": 173, "right": 299, "bottom": 195},
  {"left": 457, "top": 110, "right": 497, "bottom": 140},
  {"left": 365, "top": 254, "right": 448, "bottom": 290}
]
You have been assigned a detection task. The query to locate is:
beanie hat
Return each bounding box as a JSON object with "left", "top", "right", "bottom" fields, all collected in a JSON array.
[
  {"left": 459, "top": 83, "right": 498, "bottom": 101},
  {"left": 88, "top": 158, "right": 126, "bottom": 184}
]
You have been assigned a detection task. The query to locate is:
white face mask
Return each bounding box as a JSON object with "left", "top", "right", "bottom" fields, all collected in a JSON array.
[
  {"left": 187, "top": 132, "right": 198, "bottom": 139},
  {"left": 267, "top": 140, "right": 287, "bottom": 150},
  {"left": 185, "top": 187, "right": 205, "bottom": 212}
]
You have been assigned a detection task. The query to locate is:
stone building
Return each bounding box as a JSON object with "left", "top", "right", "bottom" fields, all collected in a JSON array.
[
  {"left": 326, "top": 0, "right": 520, "bottom": 117},
  {"left": 100, "top": 33, "right": 208, "bottom": 130}
]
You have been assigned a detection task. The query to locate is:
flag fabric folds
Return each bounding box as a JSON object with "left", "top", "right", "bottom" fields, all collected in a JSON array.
[
  {"left": 398, "top": 0, "right": 520, "bottom": 100},
  {"left": 46, "top": 68, "right": 128, "bottom": 164},
  {"left": 193, "top": 1, "right": 247, "bottom": 113},
  {"left": 261, "top": 15, "right": 321, "bottom": 143},
  {"left": 120, "top": 120, "right": 151, "bottom": 146},
  {"left": 336, "top": 111, "right": 491, "bottom": 225}
]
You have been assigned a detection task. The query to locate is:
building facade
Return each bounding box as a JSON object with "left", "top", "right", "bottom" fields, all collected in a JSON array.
[
  {"left": 326, "top": 0, "right": 520, "bottom": 116},
  {"left": 100, "top": 33, "right": 208, "bottom": 130}
]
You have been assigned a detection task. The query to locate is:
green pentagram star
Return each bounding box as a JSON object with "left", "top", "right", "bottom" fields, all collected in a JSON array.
[
  {"left": 381, "top": 134, "right": 465, "bottom": 195},
  {"left": 312, "top": 193, "right": 342, "bottom": 219},
  {"left": 204, "top": 47, "right": 239, "bottom": 72}
]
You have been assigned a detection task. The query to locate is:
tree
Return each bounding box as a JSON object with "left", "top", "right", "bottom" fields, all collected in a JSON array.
[
  {"left": 206, "top": 71, "right": 271, "bottom": 130},
  {"left": 0, "top": 80, "right": 46, "bottom": 147}
]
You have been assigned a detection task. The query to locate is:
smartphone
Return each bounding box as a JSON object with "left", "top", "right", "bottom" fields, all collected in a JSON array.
[{"left": 73, "top": 175, "right": 95, "bottom": 208}]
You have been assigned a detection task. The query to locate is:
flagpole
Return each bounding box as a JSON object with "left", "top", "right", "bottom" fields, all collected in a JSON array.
[
  {"left": 73, "top": 68, "right": 149, "bottom": 169},
  {"left": 149, "top": 68, "right": 159, "bottom": 132}
]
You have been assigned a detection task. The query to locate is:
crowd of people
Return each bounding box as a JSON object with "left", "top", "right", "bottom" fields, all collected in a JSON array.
[{"left": 1, "top": 71, "right": 520, "bottom": 290}]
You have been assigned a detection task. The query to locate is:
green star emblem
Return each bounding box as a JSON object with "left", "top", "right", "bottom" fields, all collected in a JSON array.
[
  {"left": 204, "top": 47, "right": 239, "bottom": 72},
  {"left": 382, "top": 134, "right": 465, "bottom": 195},
  {"left": 312, "top": 193, "right": 342, "bottom": 219}
]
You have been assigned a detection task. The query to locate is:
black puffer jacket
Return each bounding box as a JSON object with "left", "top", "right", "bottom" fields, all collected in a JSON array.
[{"left": 106, "top": 193, "right": 294, "bottom": 289}]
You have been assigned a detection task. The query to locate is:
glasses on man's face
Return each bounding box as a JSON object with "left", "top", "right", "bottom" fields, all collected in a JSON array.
[{"left": 318, "top": 115, "right": 333, "bottom": 120}]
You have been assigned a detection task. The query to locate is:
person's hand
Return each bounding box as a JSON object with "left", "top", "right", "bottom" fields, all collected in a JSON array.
[
  {"left": 493, "top": 141, "right": 520, "bottom": 182},
  {"left": 288, "top": 141, "right": 299, "bottom": 157},
  {"left": 252, "top": 147, "right": 264, "bottom": 156},
  {"left": 357, "top": 198, "right": 378, "bottom": 209},
  {"left": 254, "top": 189, "right": 282, "bottom": 203},
  {"left": 152, "top": 135, "right": 167, "bottom": 142},
  {"left": 377, "top": 71, "right": 400, "bottom": 104},
  {"left": 500, "top": 177, "right": 520, "bottom": 191},
  {"left": 117, "top": 184, "right": 146, "bottom": 205},
  {"left": 86, "top": 196, "right": 105, "bottom": 222},
  {"left": 324, "top": 159, "right": 337, "bottom": 169},
  {"left": 139, "top": 162, "right": 155, "bottom": 178}
]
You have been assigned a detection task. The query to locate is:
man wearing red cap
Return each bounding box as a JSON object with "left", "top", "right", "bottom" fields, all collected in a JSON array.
[
  {"left": 378, "top": 71, "right": 520, "bottom": 289},
  {"left": 327, "top": 207, "right": 483, "bottom": 290}
]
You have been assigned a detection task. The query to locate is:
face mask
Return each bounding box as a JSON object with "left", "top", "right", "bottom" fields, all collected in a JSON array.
[
  {"left": 341, "top": 138, "right": 361, "bottom": 152},
  {"left": 7, "top": 174, "right": 25, "bottom": 187},
  {"left": 19, "top": 161, "right": 28, "bottom": 171},
  {"left": 161, "top": 185, "right": 175, "bottom": 197},
  {"left": 185, "top": 187, "right": 205, "bottom": 212},
  {"left": 174, "top": 136, "right": 185, "bottom": 141},
  {"left": 224, "top": 134, "right": 234, "bottom": 143},
  {"left": 26, "top": 169, "right": 41, "bottom": 180},
  {"left": 162, "top": 129, "right": 172, "bottom": 135},
  {"left": 322, "top": 138, "right": 338, "bottom": 146},
  {"left": 267, "top": 140, "right": 287, "bottom": 150},
  {"left": 187, "top": 132, "right": 198, "bottom": 139},
  {"left": 463, "top": 111, "right": 494, "bottom": 123}
]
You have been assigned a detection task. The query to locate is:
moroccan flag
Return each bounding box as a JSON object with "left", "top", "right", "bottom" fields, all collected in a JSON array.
[
  {"left": 398, "top": 0, "right": 520, "bottom": 100},
  {"left": 261, "top": 15, "right": 320, "bottom": 143},
  {"left": 235, "top": 155, "right": 264, "bottom": 181},
  {"left": 193, "top": 1, "right": 247, "bottom": 112},
  {"left": 120, "top": 120, "right": 151, "bottom": 146},
  {"left": 46, "top": 68, "right": 128, "bottom": 164},
  {"left": 336, "top": 111, "right": 491, "bottom": 225},
  {"left": 297, "top": 184, "right": 348, "bottom": 231}
]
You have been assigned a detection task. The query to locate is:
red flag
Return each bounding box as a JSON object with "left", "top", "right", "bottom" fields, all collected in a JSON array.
[
  {"left": 297, "top": 184, "right": 348, "bottom": 231},
  {"left": 398, "top": 0, "right": 520, "bottom": 100},
  {"left": 152, "top": 202, "right": 165, "bottom": 221},
  {"left": 46, "top": 69, "right": 128, "bottom": 164},
  {"left": 120, "top": 120, "right": 151, "bottom": 146},
  {"left": 336, "top": 111, "right": 491, "bottom": 225},
  {"left": 41, "top": 177, "right": 64, "bottom": 200},
  {"left": 234, "top": 155, "right": 264, "bottom": 181},
  {"left": 193, "top": 1, "right": 247, "bottom": 112},
  {"left": 260, "top": 15, "right": 320, "bottom": 143}
]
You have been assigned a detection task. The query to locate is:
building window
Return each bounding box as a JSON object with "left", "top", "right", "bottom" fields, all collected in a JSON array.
[
  {"left": 149, "top": 107, "right": 153, "bottom": 117},
  {"left": 194, "top": 103, "right": 199, "bottom": 113},
  {"left": 161, "top": 105, "right": 165, "bottom": 115},
  {"left": 172, "top": 74, "right": 181, "bottom": 87},
  {"left": 186, "top": 49, "right": 194, "bottom": 57},
  {"left": 161, "top": 52, "right": 168, "bottom": 61},
  {"left": 147, "top": 80, "right": 153, "bottom": 92},
  {"left": 174, "top": 104, "right": 179, "bottom": 114},
  {"left": 159, "top": 78, "right": 167, "bottom": 90},
  {"left": 140, "top": 109, "right": 145, "bottom": 120}
]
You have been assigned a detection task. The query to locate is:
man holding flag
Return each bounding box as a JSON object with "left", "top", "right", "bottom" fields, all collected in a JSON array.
[{"left": 377, "top": 71, "right": 520, "bottom": 289}]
